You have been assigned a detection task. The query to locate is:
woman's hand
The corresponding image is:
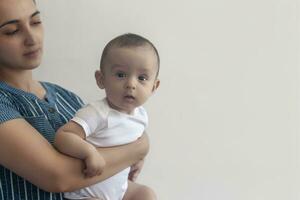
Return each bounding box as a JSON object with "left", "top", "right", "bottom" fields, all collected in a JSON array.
[
  {"left": 135, "top": 132, "right": 150, "bottom": 159},
  {"left": 128, "top": 159, "right": 144, "bottom": 182},
  {"left": 128, "top": 133, "right": 150, "bottom": 182}
]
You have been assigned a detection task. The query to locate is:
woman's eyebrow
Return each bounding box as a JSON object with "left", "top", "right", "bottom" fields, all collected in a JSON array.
[
  {"left": 0, "top": 11, "right": 40, "bottom": 29},
  {"left": 31, "top": 11, "right": 40, "bottom": 18}
]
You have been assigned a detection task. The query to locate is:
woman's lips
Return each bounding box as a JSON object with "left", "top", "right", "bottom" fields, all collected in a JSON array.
[{"left": 23, "top": 48, "right": 40, "bottom": 58}]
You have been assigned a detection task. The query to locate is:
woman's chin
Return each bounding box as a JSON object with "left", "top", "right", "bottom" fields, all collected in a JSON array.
[{"left": 21, "top": 58, "right": 42, "bottom": 70}]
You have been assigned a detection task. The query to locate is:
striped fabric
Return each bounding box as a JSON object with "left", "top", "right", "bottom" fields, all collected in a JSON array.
[{"left": 0, "top": 81, "right": 84, "bottom": 200}]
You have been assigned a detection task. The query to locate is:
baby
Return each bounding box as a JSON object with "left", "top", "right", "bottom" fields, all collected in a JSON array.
[{"left": 54, "top": 33, "right": 160, "bottom": 200}]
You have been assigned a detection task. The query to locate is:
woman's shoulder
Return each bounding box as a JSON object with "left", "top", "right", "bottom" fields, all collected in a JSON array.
[
  {"left": 0, "top": 85, "right": 17, "bottom": 104},
  {"left": 0, "top": 88, "right": 22, "bottom": 124}
]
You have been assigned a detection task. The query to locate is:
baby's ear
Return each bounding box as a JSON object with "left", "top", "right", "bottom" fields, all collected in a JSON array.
[
  {"left": 95, "top": 70, "right": 105, "bottom": 89},
  {"left": 152, "top": 79, "right": 160, "bottom": 92}
]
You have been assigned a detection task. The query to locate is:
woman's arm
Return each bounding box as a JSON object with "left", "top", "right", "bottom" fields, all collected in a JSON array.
[{"left": 0, "top": 118, "right": 149, "bottom": 192}]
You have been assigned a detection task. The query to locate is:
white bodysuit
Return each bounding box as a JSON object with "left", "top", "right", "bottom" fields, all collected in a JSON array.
[{"left": 64, "top": 98, "right": 148, "bottom": 200}]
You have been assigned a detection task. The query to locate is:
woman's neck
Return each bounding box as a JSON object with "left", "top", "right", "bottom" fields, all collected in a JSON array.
[
  {"left": 0, "top": 69, "right": 34, "bottom": 89},
  {"left": 0, "top": 69, "right": 45, "bottom": 99}
]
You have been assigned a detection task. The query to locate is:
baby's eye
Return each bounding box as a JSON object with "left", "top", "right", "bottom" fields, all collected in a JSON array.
[
  {"left": 138, "top": 75, "right": 148, "bottom": 81},
  {"left": 116, "top": 72, "right": 126, "bottom": 78}
]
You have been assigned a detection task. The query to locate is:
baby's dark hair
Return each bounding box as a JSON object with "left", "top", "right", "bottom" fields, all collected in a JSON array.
[{"left": 100, "top": 33, "right": 160, "bottom": 76}]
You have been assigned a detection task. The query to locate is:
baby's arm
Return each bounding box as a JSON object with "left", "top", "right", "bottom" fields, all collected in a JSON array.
[{"left": 54, "top": 121, "right": 106, "bottom": 177}]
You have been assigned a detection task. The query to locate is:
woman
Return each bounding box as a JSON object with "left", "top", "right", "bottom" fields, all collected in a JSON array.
[{"left": 0, "top": 0, "right": 149, "bottom": 199}]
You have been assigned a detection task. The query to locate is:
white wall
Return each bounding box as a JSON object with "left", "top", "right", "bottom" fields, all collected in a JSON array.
[{"left": 35, "top": 0, "right": 299, "bottom": 199}]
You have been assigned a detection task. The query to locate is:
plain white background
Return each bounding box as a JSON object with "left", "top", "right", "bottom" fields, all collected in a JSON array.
[{"left": 35, "top": 0, "right": 299, "bottom": 199}]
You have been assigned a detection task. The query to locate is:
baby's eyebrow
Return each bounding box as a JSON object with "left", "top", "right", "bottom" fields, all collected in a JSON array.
[
  {"left": 138, "top": 68, "right": 152, "bottom": 74},
  {"left": 0, "top": 11, "right": 40, "bottom": 29},
  {"left": 111, "top": 64, "right": 128, "bottom": 70}
]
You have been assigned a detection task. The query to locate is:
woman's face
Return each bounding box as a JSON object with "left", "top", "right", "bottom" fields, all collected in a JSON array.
[{"left": 0, "top": 0, "right": 43, "bottom": 71}]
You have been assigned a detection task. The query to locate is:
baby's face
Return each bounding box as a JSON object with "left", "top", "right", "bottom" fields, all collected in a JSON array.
[{"left": 99, "top": 46, "right": 159, "bottom": 114}]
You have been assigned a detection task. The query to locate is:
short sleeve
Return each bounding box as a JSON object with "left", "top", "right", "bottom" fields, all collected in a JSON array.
[
  {"left": 71, "top": 103, "right": 107, "bottom": 137},
  {"left": 136, "top": 106, "right": 148, "bottom": 128},
  {"left": 0, "top": 93, "right": 22, "bottom": 124}
]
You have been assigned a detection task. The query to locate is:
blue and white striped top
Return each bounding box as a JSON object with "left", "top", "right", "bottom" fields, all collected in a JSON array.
[{"left": 0, "top": 81, "right": 84, "bottom": 200}]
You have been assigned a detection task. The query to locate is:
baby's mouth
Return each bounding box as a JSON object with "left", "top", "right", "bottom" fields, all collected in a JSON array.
[{"left": 124, "top": 95, "right": 135, "bottom": 100}]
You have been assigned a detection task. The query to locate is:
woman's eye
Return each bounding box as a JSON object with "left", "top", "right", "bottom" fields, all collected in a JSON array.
[
  {"left": 32, "top": 21, "right": 42, "bottom": 25},
  {"left": 116, "top": 72, "right": 126, "bottom": 78},
  {"left": 5, "top": 29, "right": 18, "bottom": 36}
]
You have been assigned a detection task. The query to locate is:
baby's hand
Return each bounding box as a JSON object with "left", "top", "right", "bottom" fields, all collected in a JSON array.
[{"left": 83, "top": 150, "right": 106, "bottom": 178}]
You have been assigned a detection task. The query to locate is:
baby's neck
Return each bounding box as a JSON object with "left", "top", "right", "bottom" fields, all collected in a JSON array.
[{"left": 105, "top": 98, "right": 135, "bottom": 115}]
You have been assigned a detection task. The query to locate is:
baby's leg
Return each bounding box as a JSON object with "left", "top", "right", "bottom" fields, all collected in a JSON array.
[{"left": 123, "top": 181, "right": 157, "bottom": 200}]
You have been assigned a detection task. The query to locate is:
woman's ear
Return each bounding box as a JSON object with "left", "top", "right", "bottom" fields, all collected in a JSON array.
[
  {"left": 95, "top": 70, "right": 105, "bottom": 89},
  {"left": 152, "top": 79, "right": 160, "bottom": 92}
]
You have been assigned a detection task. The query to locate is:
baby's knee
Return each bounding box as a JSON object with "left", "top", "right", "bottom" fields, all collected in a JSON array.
[{"left": 137, "top": 185, "right": 157, "bottom": 200}]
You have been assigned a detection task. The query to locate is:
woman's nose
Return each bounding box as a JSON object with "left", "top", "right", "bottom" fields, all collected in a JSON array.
[{"left": 24, "top": 27, "right": 36, "bottom": 46}]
